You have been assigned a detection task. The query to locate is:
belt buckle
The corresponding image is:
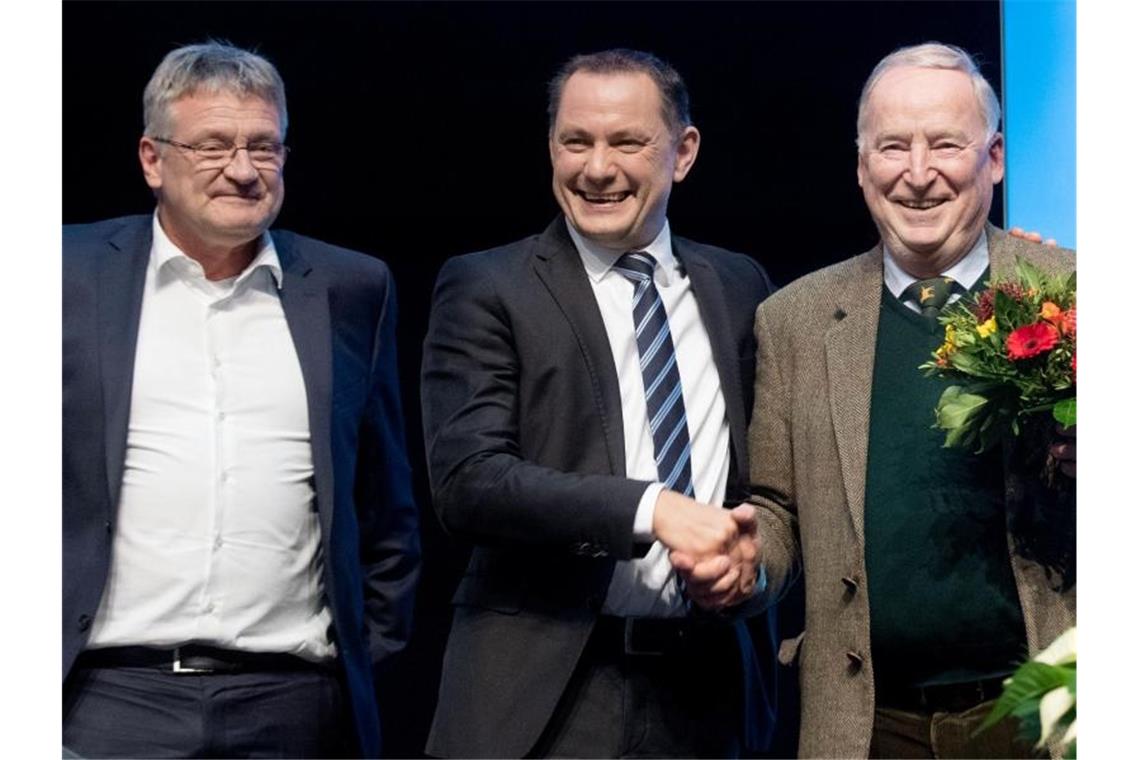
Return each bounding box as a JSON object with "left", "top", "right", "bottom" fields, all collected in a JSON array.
[
  {"left": 623, "top": 619, "right": 668, "bottom": 657},
  {"left": 172, "top": 647, "right": 212, "bottom": 674}
]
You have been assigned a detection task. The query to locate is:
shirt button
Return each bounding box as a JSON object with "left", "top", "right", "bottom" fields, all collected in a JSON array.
[
  {"left": 214, "top": 536, "right": 224, "bottom": 549},
  {"left": 217, "top": 411, "right": 226, "bottom": 421},
  {"left": 204, "top": 602, "right": 215, "bottom": 614}
]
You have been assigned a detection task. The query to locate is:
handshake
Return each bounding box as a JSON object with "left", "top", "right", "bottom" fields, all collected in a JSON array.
[{"left": 652, "top": 490, "right": 760, "bottom": 611}]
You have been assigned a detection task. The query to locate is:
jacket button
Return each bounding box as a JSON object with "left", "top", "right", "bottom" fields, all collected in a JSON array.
[
  {"left": 77, "top": 614, "right": 92, "bottom": 632},
  {"left": 845, "top": 650, "right": 864, "bottom": 671},
  {"left": 841, "top": 576, "right": 859, "bottom": 592},
  {"left": 104, "top": 520, "right": 113, "bottom": 535}
]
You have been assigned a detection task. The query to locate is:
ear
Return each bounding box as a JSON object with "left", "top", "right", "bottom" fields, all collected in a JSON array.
[
  {"left": 548, "top": 131, "right": 559, "bottom": 166},
  {"left": 672, "top": 125, "right": 701, "bottom": 182},
  {"left": 856, "top": 150, "right": 868, "bottom": 189},
  {"left": 139, "top": 137, "right": 164, "bottom": 191},
  {"left": 987, "top": 132, "right": 1005, "bottom": 184}
]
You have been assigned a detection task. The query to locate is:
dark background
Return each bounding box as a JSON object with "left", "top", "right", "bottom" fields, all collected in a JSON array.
[{"left": 63, "top": 2, "right": 1002, "bottom": 756}]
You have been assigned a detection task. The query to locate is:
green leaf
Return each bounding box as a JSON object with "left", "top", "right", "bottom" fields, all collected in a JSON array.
[
  {"left": 1015, "top": 257, "right": 1047, "bottom": 294},
  {"left": 1053, "top": 397, "right": 1077, "bottom": 428},
  {"left": 980, "top": 661, "right": 1073, "bottom": 732},
  {"left": 935, "top": 386, "right": 988, "bottom": 428}
]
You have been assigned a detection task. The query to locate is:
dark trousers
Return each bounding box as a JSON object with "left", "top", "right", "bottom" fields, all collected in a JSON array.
[
  {"left": 869, "top": 701, "right": 1042, "bottom": 759},
  {"left": 527, "top": 617, "right": 743, "bottom": 759},
  {"left": 63, "top": 663, "right": 352, "bottom": 758}
]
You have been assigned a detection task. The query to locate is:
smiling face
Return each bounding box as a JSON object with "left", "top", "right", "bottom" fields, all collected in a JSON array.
[
  {"left": 139, "top": 90, "right": 285, "bottom": 259},
  {"left": 549, "top": 71, "right": 699, "bottom": 252},
  {"left": 857, "top": 66, "right": 1004, "bottom": 277}
]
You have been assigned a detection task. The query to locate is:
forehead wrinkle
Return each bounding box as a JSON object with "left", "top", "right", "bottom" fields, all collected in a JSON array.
[{"left": 169, "top": 96, "right": 283, "bottom": 138}]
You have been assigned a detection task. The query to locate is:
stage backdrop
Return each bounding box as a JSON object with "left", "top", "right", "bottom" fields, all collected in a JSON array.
[{"left": 63, "top": 2, "right": 1010, "bottom": 756}]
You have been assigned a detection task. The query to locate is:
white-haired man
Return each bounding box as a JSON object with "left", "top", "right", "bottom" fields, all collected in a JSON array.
[
  {"left": 63, "top": 42, "right": 420, "bottom": 757},
  {"left": 747, "top": 42, "right": 1075, "bottom": 758}
]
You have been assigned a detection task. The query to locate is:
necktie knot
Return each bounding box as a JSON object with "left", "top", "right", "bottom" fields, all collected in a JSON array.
[
  {"left": 614, "top": 251, "right": 657, "bottom": 283},
  {"left": 902, "top": 276, "right": 959, "bottom": 318}
]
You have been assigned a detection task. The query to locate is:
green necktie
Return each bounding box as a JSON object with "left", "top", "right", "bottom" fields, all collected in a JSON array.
[{"left": 902, "top": 276, "right": 959, "bottom": 319}]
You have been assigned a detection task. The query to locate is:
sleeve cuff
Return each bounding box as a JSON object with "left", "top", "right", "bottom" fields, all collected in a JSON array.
[{"left": 633, "top": 482, "right": 666, "bottom": 542}]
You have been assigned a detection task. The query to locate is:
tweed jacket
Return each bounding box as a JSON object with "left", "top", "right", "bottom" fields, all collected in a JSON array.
[{"left": 747, "top": 224, "right": 1076, "bottom": 758}]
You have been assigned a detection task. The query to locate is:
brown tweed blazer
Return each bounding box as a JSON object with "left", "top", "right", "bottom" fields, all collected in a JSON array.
[{"left": 748, "top": 224, "right": 1076, "bottom": 758}]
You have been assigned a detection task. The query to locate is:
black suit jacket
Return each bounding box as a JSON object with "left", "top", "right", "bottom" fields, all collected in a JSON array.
[
  {"left": 420, "top": 217, "right": 777, "bottom": 757},
  {"left": 62, "top": 215, "right": 421, "bottom": 758}
]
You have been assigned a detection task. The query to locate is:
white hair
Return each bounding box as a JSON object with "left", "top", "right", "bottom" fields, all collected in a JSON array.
[{"left": 855, "top": 42, "right": 1000, "bottom": 153}]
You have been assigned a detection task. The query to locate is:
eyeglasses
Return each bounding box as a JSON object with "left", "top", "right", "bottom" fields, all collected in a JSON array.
[{"left": 151, "top": 136, "right": 290, "bottom": 168}]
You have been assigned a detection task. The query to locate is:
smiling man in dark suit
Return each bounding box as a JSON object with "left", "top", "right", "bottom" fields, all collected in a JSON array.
[
  {"left": 421, "top": 49, "right": 778, "bottom": 758},
  {"left": 62, "top": 42, "right": 420, "bottom": 758}
]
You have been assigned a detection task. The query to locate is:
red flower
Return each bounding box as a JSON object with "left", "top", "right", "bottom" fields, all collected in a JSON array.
[
  {"left": 1006, "top": 322, "right": 1060, "bottom": 360},
  {"left": 973, "top": 289, "right": 995, "bottom": 322},
  {"left": 998, "top": 282, "right": 1027, "bottom": 301}
]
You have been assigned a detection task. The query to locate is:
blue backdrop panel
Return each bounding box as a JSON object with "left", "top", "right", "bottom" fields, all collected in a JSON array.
[{"left": 1002, "top": 0, "right": 1076, "bottom": 247}]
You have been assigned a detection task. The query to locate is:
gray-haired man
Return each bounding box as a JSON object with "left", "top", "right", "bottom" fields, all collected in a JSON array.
[
  {"left": 63, "top": 42, "right": 420, "bottom": 757},
  {"left": 747, "top": 42, "right": 1075, "bottom": 758}
]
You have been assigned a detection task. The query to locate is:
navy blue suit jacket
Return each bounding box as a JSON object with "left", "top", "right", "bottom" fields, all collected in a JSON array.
[
  {"left": 62, "top": 215, "right": 420, "bottom": 757},
  {"left": 421, "top": 217, "right": 779, "bottom": 757}
]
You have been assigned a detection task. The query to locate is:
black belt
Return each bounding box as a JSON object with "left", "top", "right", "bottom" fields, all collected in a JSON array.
[
  {"left": 77, "top": 645, "right": 327, "bottom": 675},
  {"left": 878, "top": 677, "right": 1007, "bottom": 713},
  {"left": 593, "top": 615, "right": 727, "bottom": 657}
]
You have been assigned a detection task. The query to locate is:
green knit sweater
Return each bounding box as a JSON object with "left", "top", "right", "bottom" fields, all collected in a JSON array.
[{"left": 864, "top": 286, "right": 1026, "bottom": 688}]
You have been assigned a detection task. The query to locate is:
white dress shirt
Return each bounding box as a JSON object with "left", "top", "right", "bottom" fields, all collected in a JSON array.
[
  {"left": 883, "top": 232, "right": 990, "bottom": 310},
  {"left": 568, "top": 220, "right": 732, "bottom": 617},
  {"left": 87, "top": 214, "right": 335, "bottom": 662}
]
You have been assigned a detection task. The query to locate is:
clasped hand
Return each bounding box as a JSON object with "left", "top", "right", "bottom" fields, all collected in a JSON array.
[{"left": 651, "top": 490, "right": 759, "bottom": 611}]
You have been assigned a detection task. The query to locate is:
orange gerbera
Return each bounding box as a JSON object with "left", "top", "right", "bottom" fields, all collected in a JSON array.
[
  {"left": 1040, "top": 301, "right": 1063, "bottom": 325},
  {"left": 1006, "top": 323, "right": 1060, "bottom": 360},
  {"left": 1061, "top": 306, "right": 1076, "bottom": 336}
]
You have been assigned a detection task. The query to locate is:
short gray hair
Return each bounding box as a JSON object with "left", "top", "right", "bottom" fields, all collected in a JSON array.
[
  {"left": 143, "top": 41, "right": 288, "bottom": 139},
  {"left": 855, "top": 42, "right": 1000, "bottom": 153}
]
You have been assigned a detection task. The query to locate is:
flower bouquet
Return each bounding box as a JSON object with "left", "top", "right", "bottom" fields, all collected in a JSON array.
[
  {"left": 980, "top": 627, "right": 1076, "bottom": 758},
  {"left": 920, "top": 257, "right": 1076, "bottom": 459},
  {"left": 921, "top": 257, "right": 1076, "bottom": 589}
]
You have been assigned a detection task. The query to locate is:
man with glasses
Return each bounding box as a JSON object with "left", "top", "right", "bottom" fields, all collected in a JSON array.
[{"left": 62, "top": 42, "right": 420, "bottom": 757}]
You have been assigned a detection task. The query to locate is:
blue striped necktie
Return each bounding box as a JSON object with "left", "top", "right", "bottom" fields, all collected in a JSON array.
[{"left": 612, "top": 251, "right": 694, "bottom": 497}]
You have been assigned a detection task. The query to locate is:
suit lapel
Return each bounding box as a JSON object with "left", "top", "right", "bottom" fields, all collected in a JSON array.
[
  {"left": 532, "top": 219, "right": 627, "bottom": 476},
  {"left": 275, "top": 233, "right": 336, "bottom": 540},
  {"left": 99, "top": 219, "right": 152, "bottom": 512},
  {"left": 675, "top": 240, "right": 749, "bottom": 475},
  {"left": 823, "top": 248, "right": 883, "bottom": 546}
]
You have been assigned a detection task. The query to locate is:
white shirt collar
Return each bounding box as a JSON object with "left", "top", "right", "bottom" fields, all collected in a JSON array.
[
  {"left": 882, "top": 231, "right": 989, "bottom": 299},
  {"left": 566, "top": 218, "right": 680, "bottom": 285},
  {"left": 150, "top": 211, "right": 283, "bottom": 289}
]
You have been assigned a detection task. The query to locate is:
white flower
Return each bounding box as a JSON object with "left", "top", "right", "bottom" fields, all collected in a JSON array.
[
  {"left": 1061, "top": 718, "right": 1076, "bottom": 746},
  {"left": 1037, "top": 685, "right": 1075, "bottom": 748},
  {"left": 1034, "top": 626, "right": 1076, "bottom": 666}
]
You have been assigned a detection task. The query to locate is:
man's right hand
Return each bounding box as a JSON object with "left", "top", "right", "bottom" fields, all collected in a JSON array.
[
  {"left": 651, "top": 490, "right": 742, "bottom": 561},
  {"left": 652, "top": 492, "right": 760, "bottom": 610}
]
